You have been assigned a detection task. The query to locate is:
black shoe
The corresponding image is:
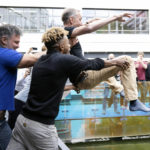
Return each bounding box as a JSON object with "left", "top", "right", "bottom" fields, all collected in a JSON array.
[{"left": 129, "top": 99, "right": 150, "bottom": 112}]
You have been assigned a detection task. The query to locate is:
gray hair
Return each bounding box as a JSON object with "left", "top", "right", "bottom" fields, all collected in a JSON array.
[
  {"left": 0, "top": 24, "right": 22, "bottom": 39},
  {"left": 61, "top": 8, "right": 79, "bottom": 24}
]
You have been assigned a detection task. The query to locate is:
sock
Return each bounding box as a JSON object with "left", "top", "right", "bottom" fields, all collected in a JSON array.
[{"left": 130, "top": 100, "right": 137, "bottom": 106}]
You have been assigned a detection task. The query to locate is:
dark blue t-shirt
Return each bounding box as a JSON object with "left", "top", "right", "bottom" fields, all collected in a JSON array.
[
  {"left": 65, "top": 26, "right": 85, "bottom": 60},
  {"left": 0, "top": 47, "right": 22, "bottom": 110}
]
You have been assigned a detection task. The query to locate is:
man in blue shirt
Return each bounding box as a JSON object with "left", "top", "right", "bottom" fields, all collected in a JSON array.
[{"left": 0, "top": 24, "right": 40, "bottom": 150}]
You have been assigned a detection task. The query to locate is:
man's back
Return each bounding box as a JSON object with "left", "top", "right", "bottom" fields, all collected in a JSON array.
[{"left": 22, "top": 49, "right": 104, "bottom": 124}]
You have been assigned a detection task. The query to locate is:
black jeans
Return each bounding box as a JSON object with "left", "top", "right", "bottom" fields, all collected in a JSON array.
[{"left": 8, "top": 99, "right": 25, "bottom": 130}]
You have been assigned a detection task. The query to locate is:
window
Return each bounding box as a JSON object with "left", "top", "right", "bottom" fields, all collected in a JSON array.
[
  {"left": 0, "top": 7, "right": 149, "bottom": 34},
  {"left": 83, "top": 9, "right": 149, "bottom": 34}
]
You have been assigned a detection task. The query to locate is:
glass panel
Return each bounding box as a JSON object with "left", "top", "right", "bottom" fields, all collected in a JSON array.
[
  {"left": 83, "top": 10, "right": 95, "bottom": 17},
  {"left": 55, "top": 81, "right": 150, "bottom": 142},
  {"left": 96, "top": 25, "right": 108, "bottom": 34},
  {"left": 83, "top": 9, "right": 149, "bottom": 34}
]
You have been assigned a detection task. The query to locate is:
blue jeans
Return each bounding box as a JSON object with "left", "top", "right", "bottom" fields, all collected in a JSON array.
[{"left": 0, "top": 119, "right": 11, "bottom": 150}]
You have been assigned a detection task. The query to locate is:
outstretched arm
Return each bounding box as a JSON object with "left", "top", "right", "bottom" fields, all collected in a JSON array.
[
  {"left": 17, "top": 52, "right": 44, "bottom": 68},
  {"left": 104, "top": 59, "right": 130, "bottom": 71},
  {"left": 72, "top": 13, "right": 133, "bottom": 37},
  {"left": 84, "top": 18, "right": 101, "bottom": 25}
]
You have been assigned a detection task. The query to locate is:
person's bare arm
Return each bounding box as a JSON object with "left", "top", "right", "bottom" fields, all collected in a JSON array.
[
  {"left": 140, "top": 61, "right": 147, "bottom": 69},
  {"left": 84, "top": 18, "right": 101, "bottom": 25},
  {"left": 136, "top": 58, "right": 147, "bottom": 69},
  {"left": 71, "top": 13, "right": 133, "bottom": 37},
  {"left": 17, "top": 52, "right": 44, "bottom": 68},
  {"left": 104, "top": 59, "right": 130, "bottom": 71},
  {"left": 135, "top": 63, "right": 139, "bottom": 68},
  {"left": 64, "top": 85, "right": 76, "bottom": 91},
  {"left": 25, "top": 47, "right": 33, "bottom": 54}
]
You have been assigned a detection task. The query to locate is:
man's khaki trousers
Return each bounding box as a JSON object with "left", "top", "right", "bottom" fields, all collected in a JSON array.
[
  {"left": 77, "top": 56, "right": 138, "bottom": 101},
  {"left": 105, "top": 76, "right": 123, "bottom": 94}
]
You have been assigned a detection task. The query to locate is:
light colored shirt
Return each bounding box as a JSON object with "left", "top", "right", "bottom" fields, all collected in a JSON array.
[
  {"left": 15, "top": 75, "right": 27, "bottom": 92},
  {"left": 15, "top": 74, "right": 31, "bottom": 103}
]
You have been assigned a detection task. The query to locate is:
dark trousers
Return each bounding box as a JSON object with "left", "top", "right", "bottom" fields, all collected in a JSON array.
[
  {"left": 0, "top": 119, "right": 11, "bottom": 150},
  {"left": 8, "top": 99, "right": 25, "bottom": 130}
]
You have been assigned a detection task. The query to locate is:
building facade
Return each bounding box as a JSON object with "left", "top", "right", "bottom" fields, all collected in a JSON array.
[{"left": 0, "top": 0, "right": 150, "bottom": 58}]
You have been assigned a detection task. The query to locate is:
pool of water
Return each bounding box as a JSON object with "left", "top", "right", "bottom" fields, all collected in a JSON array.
[
  {"left": 55, "top": 83, "right": 150, "bottom": 143},
  {"left": 67, "top": 138, "right": 150, "bottom": 150}
]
